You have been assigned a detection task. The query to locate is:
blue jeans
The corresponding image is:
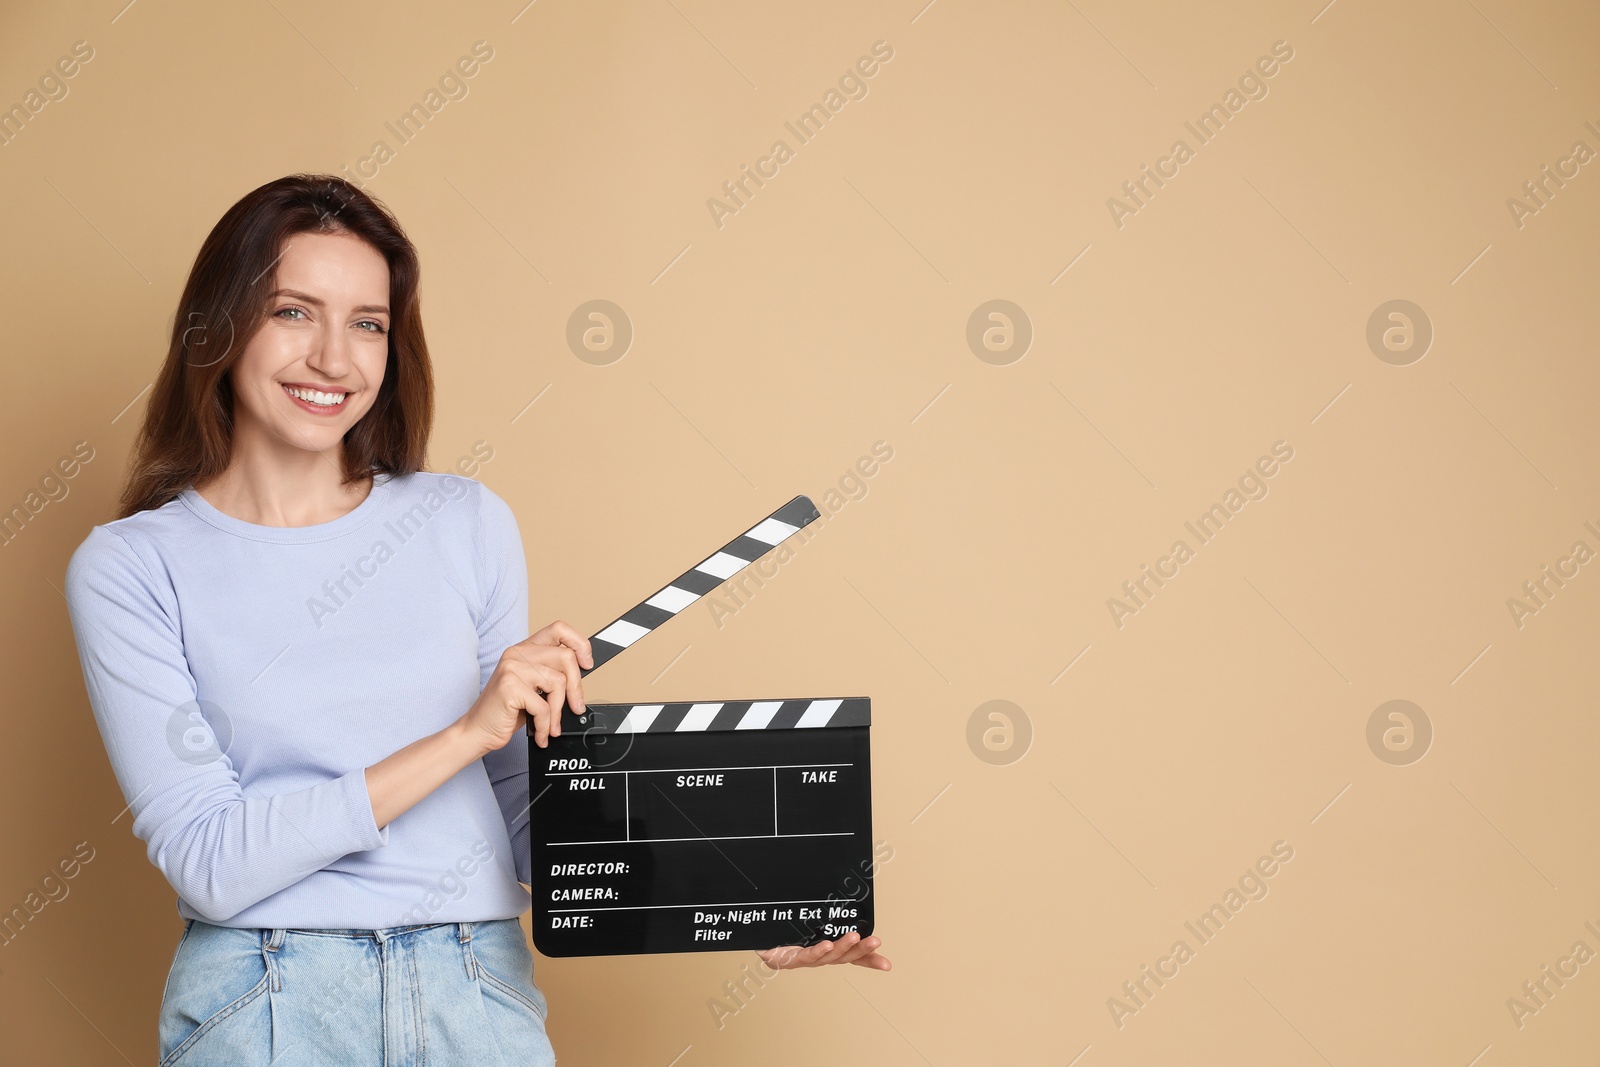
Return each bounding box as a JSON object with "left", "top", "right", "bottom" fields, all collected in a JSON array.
[{"left": 157, "top": 917, "right": 556, "bottom": 1066}]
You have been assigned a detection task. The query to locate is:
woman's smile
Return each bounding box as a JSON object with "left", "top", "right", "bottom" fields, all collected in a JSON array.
[{"left": 280, "top": 381, "right": 354, "bottom": 415}]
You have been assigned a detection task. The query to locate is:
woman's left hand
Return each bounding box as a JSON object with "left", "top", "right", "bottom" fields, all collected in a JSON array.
[{"left": 756, "top": 931, "right": 891, "bottom": 971}]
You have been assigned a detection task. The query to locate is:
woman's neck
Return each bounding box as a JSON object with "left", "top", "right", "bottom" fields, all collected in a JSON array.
[{"left": 195, "top": 431, "right": 373, "bottom": 528}]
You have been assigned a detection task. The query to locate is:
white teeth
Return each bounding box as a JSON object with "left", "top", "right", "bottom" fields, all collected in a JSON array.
[{"left": 285, "top": 385, "right": 348, "bottom": 407}]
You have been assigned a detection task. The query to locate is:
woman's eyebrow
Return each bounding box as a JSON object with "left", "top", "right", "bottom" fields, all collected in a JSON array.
[{"left": 270, "top": 287, "right": 390, "bottom": 315}]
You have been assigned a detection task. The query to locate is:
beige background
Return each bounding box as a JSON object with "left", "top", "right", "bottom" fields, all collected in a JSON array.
[{"left": 1, "top": 0, "right": 1596, "bottom": 1063}]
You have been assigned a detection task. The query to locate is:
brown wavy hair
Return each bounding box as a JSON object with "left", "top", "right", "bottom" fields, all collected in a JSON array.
[{"left": 118, "top": 174, "right": 433, "bottom": 518}]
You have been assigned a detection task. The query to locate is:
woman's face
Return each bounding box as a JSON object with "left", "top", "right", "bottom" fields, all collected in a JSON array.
[{"left": 228, "top": 230, "right": 392, "bottom": 460}]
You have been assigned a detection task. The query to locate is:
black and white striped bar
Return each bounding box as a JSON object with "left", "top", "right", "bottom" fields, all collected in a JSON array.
[
  {"left": 571, "top": 697, "right": 870, "bottom": 735},
  {"left": 580, "top": 494, "right": 821, "bottom": 674}
]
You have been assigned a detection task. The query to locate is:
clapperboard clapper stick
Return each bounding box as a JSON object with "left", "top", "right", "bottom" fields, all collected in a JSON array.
[{"left": 528, "top": 494, "right": 876, "bottom": 957}]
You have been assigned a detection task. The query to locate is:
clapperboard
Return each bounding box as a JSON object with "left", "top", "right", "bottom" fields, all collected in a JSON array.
[{"left": 529, "top": 495, "right": 875, "bottom": 957}]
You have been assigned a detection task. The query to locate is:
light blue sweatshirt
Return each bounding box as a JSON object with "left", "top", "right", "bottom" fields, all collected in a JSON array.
[{"left": 64, "top": 471, "right": 534, "bottom": 928}]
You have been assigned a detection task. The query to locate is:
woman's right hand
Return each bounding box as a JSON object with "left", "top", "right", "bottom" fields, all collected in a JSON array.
[{"left": 460, "top": 620, "right": 594, "bottom": 753}]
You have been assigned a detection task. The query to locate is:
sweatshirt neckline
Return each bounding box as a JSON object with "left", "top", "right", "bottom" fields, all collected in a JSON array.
[{"left": 178, "top": 472, "right": 398, "bottom": 544}]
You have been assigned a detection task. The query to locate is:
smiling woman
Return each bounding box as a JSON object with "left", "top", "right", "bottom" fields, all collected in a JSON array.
[{"left": 65, "top": 175, "right": 579, "bottom": 1066}]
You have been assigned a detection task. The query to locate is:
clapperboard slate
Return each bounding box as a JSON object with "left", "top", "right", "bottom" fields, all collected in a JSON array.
[{"left": 529, "top": 495, "right": 875, "bottom": 957}]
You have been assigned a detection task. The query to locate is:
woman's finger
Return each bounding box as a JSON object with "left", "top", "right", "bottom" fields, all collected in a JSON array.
[
  {"left": 529, "top": 620, "right": 595, "bottom": 670},
  {"left": 535, "top": 663, "right": 566, "bottom": 741},
  {"left": 797, "top": 939, "right": 839, "bottom": 967},
  {"left": 813, "top": 933, "right": 859, "bottom": 965},
  {"left": 547, "top": 645, "right": 585, "bottom": 715},
  {"left": 827, "top": 935, "right": 878, "bottom": 966},
  {"left": 523, "top": 663, "right": 564, "bottom": 747}
]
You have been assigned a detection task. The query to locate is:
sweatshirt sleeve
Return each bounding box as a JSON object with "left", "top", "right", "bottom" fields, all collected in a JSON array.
[
  {"left": 472, "top": 485, "right": 534, "bottom": 885},
  {"left": 64, "top": 526, "right": 389, "bottom": 923}
]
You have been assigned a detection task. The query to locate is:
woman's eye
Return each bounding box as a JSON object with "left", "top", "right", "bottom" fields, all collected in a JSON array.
[
  {"left": 356, "top": 320, "right": 388, "bottom": 334},
  {"left": 275, "top": 307, "right": 307, "bottom": 320}
]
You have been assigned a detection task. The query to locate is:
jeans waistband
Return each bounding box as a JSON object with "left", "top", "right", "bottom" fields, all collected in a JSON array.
[
  {"left": 248, "top": 921, "right": 483, "bottom": 947},
  {"left": 186, "top": 916, "right": 522, "bottom": 946}
]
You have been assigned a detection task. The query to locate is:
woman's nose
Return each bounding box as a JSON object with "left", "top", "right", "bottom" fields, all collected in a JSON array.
[{"left": 305, "top": 325, "right": 352, "bottom": 377}]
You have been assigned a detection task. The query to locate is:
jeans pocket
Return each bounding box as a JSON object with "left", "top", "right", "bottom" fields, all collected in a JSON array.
[
  {"left": 158, "top": 923, "right": 272, "bottom": 1066},
  {"left": 465, "top": 922, "right": 548, "bottom": 1023}
]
